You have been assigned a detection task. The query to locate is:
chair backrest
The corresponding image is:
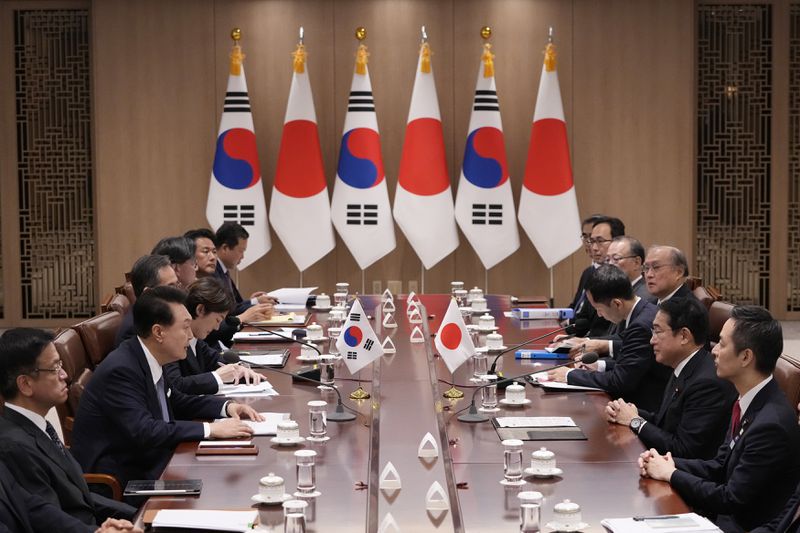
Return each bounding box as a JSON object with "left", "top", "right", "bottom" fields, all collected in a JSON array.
[
  {"left": 106, "top": 293, "right": 131, "bottom": 315},
  {"left": 74, "top": 311, "right": 122, "bottom": 367},
  {"left": 708, "top": 300, "right": 735, "bottom": 345},
  {"left": 53, "top": 328, "right": 92, "bottom": 445},
  {"left": 117, "top": 281, "right": 136, "bottom": 305},
  {"left": 684, "top": 277, "right": 703, "bottom": 291},
  {"left": 692, "top": 285, "right": 715, "bottom": 309},
  {"left": 775, "top": 353, "right": 800, "bottom": 415}
]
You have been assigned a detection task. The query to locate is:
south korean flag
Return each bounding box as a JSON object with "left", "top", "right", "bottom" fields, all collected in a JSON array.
[{"left": 336, "top": 299, "right": 384, "bottom": 374}]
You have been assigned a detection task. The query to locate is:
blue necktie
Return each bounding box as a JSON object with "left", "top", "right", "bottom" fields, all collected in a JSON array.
[
  {"left": 45, "top": 421, "right": 66, "bottom": 455},
  {"left": 156, "top": 376, "right": 170, "bottom": 422}
]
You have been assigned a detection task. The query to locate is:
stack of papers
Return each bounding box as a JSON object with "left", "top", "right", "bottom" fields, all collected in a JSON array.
[
  {"left": 242, "top": 412, "right": 289, "bottom": 435},
  {"left": 232, "top": 328, "right": 298, "bottom": 343},
  {"left": 601, "top": 513, "right": 721, "bottom": 532},
  {"left": 152, "top": 510, "right": 258, "bottom": 532},
  {"left": 239, "top": 351, "right": 287, "bottom": 366},
  {"left": 495, "top": 416, "right": 577, "bottom": 428},
  {"left": 216, "top": 382, "right": 278, "bottom": 397},
  {"left": 249, "top": 313, "right": 307, "bottom": 326},
  {"left": 267, "top": 287, "right": 317, "bottom": 305}
]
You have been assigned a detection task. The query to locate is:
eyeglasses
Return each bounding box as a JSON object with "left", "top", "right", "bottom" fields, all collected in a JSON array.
[
  {"left": 642, "top": 263, "right": 671, "bottom": 274},
  {"left": 605, "top": 254, "right": 637, "bottom": 264},
  {"left": 588, "top": 237, "right": 612, "bottom": 246},
  {"left": 32, "top": 360, "right": 64, "bottom": 374},
  {"left": 651, "top": 327, "right": 670, "bottom": 337}
]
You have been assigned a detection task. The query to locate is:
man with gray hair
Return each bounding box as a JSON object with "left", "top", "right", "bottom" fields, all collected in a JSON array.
[{"left": 644, "top": 245, "right": 693, "bottom": 303}]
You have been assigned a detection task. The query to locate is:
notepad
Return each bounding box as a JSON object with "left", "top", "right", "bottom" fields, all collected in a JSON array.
[
  {"left": 152, "top": 509, "right": 258, "bottom": 532},
  {"left": 216, "top": 382, "right": 277, "bottom": 397},
  {"left": 239, "top": 350, "right": 289, "bottom": 367},
  {"left": 241, "top": 412, "right": 290, "bottom": 435},
  {"left": 495, "top": 416, "right": 577, "bottom": 428},
  {"left": 601, "top": 513, "right": 721, "bottom": 532},
  {"left": 232, "top": 328, "right": 298, "bottom": 342},
  {"left": 124, "top": 479, "right": 202, "bottom": 496}
]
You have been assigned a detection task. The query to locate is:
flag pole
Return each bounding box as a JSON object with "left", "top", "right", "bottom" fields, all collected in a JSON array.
[
  {"left": 549, "top": 267, "right": 555, "bottom": 308},
  {"left": 361, "top": 269, "right": 366, "bottom": 295},
  {"left": 299, "top": 270, "right": 303, "bottom": 288},
  {"left": 421, "top": 263, "right": 425, "bottom": 294},
  {"left": 484, "top": 268, "right": 489, "bottom": 295}
]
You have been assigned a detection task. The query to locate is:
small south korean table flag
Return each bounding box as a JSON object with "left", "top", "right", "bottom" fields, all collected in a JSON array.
[
  {"left": 434, "top": 298, "right": 475, "bottom": 373},
  {"left": 336, "top": 299, "right": 384, "bottom": 374}
]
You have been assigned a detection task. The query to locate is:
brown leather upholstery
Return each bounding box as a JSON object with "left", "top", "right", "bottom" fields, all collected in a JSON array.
[
  {"left": 106, "top": 292, "right": 130, "bottom": 315},
  {"left": 684, "top": 277, "right": 703, "bottom": 291},
  {"left": 53, "top": 329, "right": 92, "bottom": 446},
  {"left": 708, "top": 300, "right": 735, "bottom": 345},
  {"left": 74, "top": 311, "right": 121, "bottom": 367},
  {"left": 775, "top": 353, "right": 800, "bottom": 415},
  {"left": 67, "top": 368, "right": 93, "bottom": 417},
  {"left": 118, "top": 281, "right": 135, "bottom": 305},
  {"left": 692, "top": 285, "right": 715, "bottom": 309}
]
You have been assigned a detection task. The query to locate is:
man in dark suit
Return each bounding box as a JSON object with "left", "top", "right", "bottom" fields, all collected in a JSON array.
[
  {"left": 640, "top": 306, "right": 800, "bottom": 532},
  {"left": 71, "top": 286, "right": 262, "bottom": 489},
  {"left": 0, "top": 463, "right": 140, "bottom": 533},
  {"left": 643, "top": 245, "right": 694, "bottom": 303},
  {"left": 605, "top": 297, "right": 736, "bottom": 459},
  {"left": 164, "top": 277, "right": 263, "bottom": 395},
  {"left": 151, "top": 236, "right": 197, "bottom": 290},
  {"left": 568, "top": 214, "right": 607, "bottom": 310},
  {"left": 548, "top": 264, "right": 671, "bottom": 412},
  {"left": 114, "top": 254, "right": 179, "bottom": 348},
  {"left": 0, "top": 328, "right": 136, "bottom": 526}
]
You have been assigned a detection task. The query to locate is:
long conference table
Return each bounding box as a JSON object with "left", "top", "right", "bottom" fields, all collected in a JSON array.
[{"left": 137, "top": 294, "right": 689, "bottom": 532}]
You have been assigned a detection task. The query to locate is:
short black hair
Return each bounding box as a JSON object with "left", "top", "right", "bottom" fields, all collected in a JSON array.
[
  {"left": 593, "top": 216, "right": 625, "bottom": 238},
  {"left": 585, "top": 264, "right": 634, "bottom": 305},
  {"left": 133, "top": 285, "right": 188, "bottom": 338},
  {"left": 152, "top": 236, "right": 195, "bottom": 265},
  {"left": 186, "top": 277, "right": 234, "bottom": 318},
  {"left": 582, "top": 214, "right": 607, "bottom": 227},
  {"left": 612, "top": 236, "right": 645, "bottom": 263},
  {"left": 215, "top": 222, "right": 249, "bottom": 249},
  {"left": 0, "top": 328, "right": 55, "bottom": 400},
  {"left": 658, "top": 297, "right": 709, "bottom": 346},
  {"left": 130, "top": 255, "right": 172, "bottom": 298},
  {"left": 184, "top": 228, "right": 216, "bottom": 243},
  {"left": 730, "top": 305, "right": 783, "bottom": 375}
]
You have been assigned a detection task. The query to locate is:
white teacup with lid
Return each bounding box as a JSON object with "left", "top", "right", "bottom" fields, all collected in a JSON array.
[
  {"left": 306, "top": 322, "right": 323, "bottom": 340},
  {"left": 252, "top": 472, "right": 291, "bottom": 504},
  {"left": 478, "top": 313, "right": 495, "bottom": 329},
  {"left": 468, "top": 286, "right": 484, "bottom": 303},
  {"left": 504, "top": 382, "right": 526, "bottom": 403},
  {"left": 485, "top": 332, "right": 504, "bottom": 350},
  {"left": 530, "top": 447, "right": 556, "bottom": 474},
  {"left": 315, "top": 293, "right": 331, "bottom": 309},
  {"left": 471, "top": 296, "right": 488, "bottom": 312},
  {"left": 550, "top": 499, "right": 586, "bottom": 531}
]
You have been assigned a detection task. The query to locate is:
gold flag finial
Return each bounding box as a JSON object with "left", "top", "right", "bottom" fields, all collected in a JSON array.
[
  {"left": 355, "top": 26, "right": 367, "bottom": 41},
  {"left": 420, "top": 42, "right": 432, "bottom": 74},
  {"left": 544, "top": 42, "right": 556, "bottom": 72},
  {"left": 480, "top": 26, "right": 492, "bottom": 40},
  {"left": 229, "top": 29, "right": 244, "bottom": 76},
  {"left": 355, "top": 43, "right": 369, "bottom": 75},
  {"left": 482, "top": 43, "right": 495, "bottom": 78}
]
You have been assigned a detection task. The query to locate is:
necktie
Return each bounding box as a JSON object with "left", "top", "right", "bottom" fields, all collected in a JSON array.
[
  {"left": 45, "top": 421, "right": 66, "bottom": 455},
  {"left": 655, "top": 373, "right": 678, "bottom": 424},
  {"left": 730, "top": 399, "right": 741, "bottom": 439},
  {"left": 156, "top": 376, "right": 170, "bottom": 422}
]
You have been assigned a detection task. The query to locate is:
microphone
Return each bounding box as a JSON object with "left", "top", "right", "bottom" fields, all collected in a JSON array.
[
  {"left": 224, "top": 319, "right": 356, "bottom": 423},
  {"left": 457, "top": 351, "right": 599, "bottom": 423},
  {"left": 487, "top": 323, "right": 575, "bottom": 375}
]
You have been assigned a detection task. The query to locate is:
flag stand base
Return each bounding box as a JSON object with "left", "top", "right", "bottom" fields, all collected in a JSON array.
[
  {"left": 442, "top": 386, "right": 464, "bottom": 399},
  {"left": 349, "top": 386, "right": 371, "bottom": 400}
]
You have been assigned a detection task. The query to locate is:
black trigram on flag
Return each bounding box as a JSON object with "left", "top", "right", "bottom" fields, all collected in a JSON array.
[
  {"left": 224, "top": 91, "right": 251, "bottom": 113},
  {"left": 363, "top": 339, "right": 375, "bottom": 351},
  {"left": 349, "top": 313, "right": 362, "bottom": 322},
  {"left": 223, "top": 205, "right": 255, "bottom": 226},
  {"left": 347, "top": 351, "right": 358, "bottom": 360},
  {"left": 473, "top": 90, "right": 499, "bottom": 112},
  {"left": 346, "top": 204, "right": 378, "bottom": 226},
  {"left": 348, "top": 90, "right": 375, "bottom": 112},
  {"left": 472, "top": 203, "right": 503, "bottom": 225}
]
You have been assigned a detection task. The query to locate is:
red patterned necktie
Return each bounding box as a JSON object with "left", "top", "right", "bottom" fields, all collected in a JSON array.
[{"left": 730, "top": 399, "right": 741, "bottom": 438}]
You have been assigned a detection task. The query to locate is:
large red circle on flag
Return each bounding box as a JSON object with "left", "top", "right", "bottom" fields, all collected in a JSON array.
[
  {"left": 274, "top": 120, "right": 327, "bottom": 198},
  {"left": 440, "top": 323, "right": 462, "bottom": 350},
  {"left": 522, "top": 118, "right": 574, "bottom": 196},
  {"left": 398, "top": 118, "right": 450, "bottom": 196}
]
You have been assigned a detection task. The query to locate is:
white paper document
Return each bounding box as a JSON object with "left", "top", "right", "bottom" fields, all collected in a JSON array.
[
  {"left": 240, "top": 412, "right": 290, "bottom": 435},
  {"left": 216, "top": 382, "right": 277, "bottom": 397},
  {"left": 539, "top": 381, "right": 605, "bottom": 392},
  {"left": 152, "top": 509, "right": 258, "bottom": 532},
  {"left": 198, "top": 440, "right": 253, "bottom": 447},
  {"left": 249, "top": 313, "right": 307, "bottom": 326},
  {"left": 601, "top": 513, "right": 721, "bottom": 532},
  {"left": 495, "top": 417, "right": 577, "bottom": 428},
  {"left": 267, "top": 286, "right": 317, "bottom": 305},
  {"left": 239, "top": 352, "right": 287, "bottom": 366},
  {"left": 232, "top": 328, "right": 298, "bottom": 342},
  {"left": 274, "top": 303, "right": 307, "bottom": 312}
]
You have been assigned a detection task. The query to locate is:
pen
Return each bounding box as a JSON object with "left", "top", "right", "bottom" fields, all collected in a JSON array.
[{"left": 632, "top": 515, "right": 679, "bottom": 521}]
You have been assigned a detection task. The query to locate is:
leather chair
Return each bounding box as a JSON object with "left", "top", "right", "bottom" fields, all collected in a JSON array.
[
  {"left": 775, "top": 353, "right": 800, "bottom": 415},
  {"left": 52, "top": 329, "right": 91, "bottom": 445},
  {"left": 73, "top": 311, "right": 121, "bottom": 368},
  {"left": 117, "top": 281, "right": 135, "bottom": 305},
  {"left": 692, "top": 285, "right": 715, "bottom": 309},
  {"left": 106, "top": 293, "right": 130, "bottom": 315},
  {"left": 684, "top": 277, "right": 703, "bottom": 291},
  {"left": 708, "top": 300, "right": 735, "bottom": 346}
]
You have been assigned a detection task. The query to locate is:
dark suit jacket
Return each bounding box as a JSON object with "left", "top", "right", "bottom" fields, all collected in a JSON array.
[
  {"left": 214, "top": 262, "right": 251, "bottom": 315},
  {"left": 671, "top": 379, "right": 800, "bottom": 532},
  {"left": 752, "top": 482, "right": 800, "bottom": 533},
  {"left": 113, "top": 308, "right": 135, "bottom": 348},
  {"left": 567, "top": 299, "right": 670, "bottom": 412},
  {"left": 569, "top": 265, "right": 594, "bottom": 310},
  {"left": 0, "top": 462, "right": 92, "bottom": 533},
  {"left": 0, "top": 409, "right": 134, "bottom": 526},
  {"left": 71, "top": 338, "right": 228, "bottom": 487},
  {"left": 633, "top": 277, "right": 657, "bottom": 303},
  {"left": 164, "top": 340, "right": 223, "bottom": 395},
  {"left": 637, "top": 349, "right": 736, "bottom": 459}
]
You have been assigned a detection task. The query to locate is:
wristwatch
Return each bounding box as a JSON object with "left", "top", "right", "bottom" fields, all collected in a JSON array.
[{"left": 629, "top": 417, "right": 645, "bottom": 434}]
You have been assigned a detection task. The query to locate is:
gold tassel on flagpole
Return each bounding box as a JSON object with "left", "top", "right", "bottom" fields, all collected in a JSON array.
[
  {"left": 229, "top": 28, "right": 244, "bottom": 76},
  {"left": 355, "top": 43, "right": 369, "bottom": 75},
  {"left": 292, "top": 43, "right": 307, "bottom": 74},
  {"left": 482, "top": 43, "right": 494, "bottom": 78},
  {"left": 544, "top": 42, "right": 557, "bottom": 72},
  {"left": 420, "top": 42, "right": 432, "bottom": 73}
]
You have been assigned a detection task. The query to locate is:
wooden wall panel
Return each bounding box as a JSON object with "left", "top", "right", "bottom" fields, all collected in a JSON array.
[{"left": 91, "top": 0, "right": 695, "bottom": 306}]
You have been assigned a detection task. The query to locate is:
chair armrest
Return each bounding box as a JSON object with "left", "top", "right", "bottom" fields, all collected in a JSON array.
[{"left": 83, "top": 473, "right": 123, "bottom": 501}]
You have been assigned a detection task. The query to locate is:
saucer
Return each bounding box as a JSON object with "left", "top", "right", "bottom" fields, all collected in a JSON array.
[
  {"left": 471, "top": 307, "right": 490, "bottom": 315},
  {"left": 524, "top": 466, "right": 563, "bottom": 478},
  {"left": 475, "top": 345, "right": 508, "bottom": 353},
  {"left": 297, "top": 354, "right": 321, "bottom": 362},
  {"left": 476, "top": 325, "right": 499, "bottom": 332},
  {"left": 312, "top": 305, "right": 332, "bottom": 311},
  {"left": 500, "top": 398, "right": 531, "bottom": 406},
  {"left": 270, "top": 436, "right": 305, "bottom": 446},
  {"left": 499, "top": 478, "right": 526, "bottom": 486},
  {"left": 302, "top": 336, "right": 329, "bottom": 343},
  {"left": 251, "top": 493, "right": 292, "bottom": 505},
  {"left": 545, "top": 521, "right": 589, "bottom": 532},
  {"left": 293, "top": 490, "right": 322, "bottom": 498}
]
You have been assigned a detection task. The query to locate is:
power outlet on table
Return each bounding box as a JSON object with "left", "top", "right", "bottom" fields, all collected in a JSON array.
[
  {"left": 372, "top": 280, "right": 382, "bottom": 294},
  {"left": 387, "top": 280, "right": 403, "bottom": 295}
]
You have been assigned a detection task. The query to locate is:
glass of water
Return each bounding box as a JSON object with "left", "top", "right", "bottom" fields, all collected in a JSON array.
[
  {"left": 501, "top": 439, "right": 524, "bottom": 485},
  {"left": 293, "top": 450, "right": 320, "bottom": 498},
  {"left": 480, "top": 374, "right": 499, "bottom": 412},
  {"left": 319, "top": 355, "right": 335, "bottom": 388},
  {"left": 283, "top": 499, "right": 308, "bottom": 532},
  {"left": 518, "top": 491, "right": 544, "bottom": 532},
  {"left": 307, "top": 400, "right": 329, "bottom": 442}
]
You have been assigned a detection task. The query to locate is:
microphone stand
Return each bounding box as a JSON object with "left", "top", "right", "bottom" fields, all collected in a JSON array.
[
  {"left": 232, "top": 319, "right": 357, "bottom": 422},
  {"left": 457, "top": 352, "right": 598, "bottom": 423}
]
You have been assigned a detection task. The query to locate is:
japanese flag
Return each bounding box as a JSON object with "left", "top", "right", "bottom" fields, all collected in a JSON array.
[{"left": 434, "top": 298, "right": 475, "bottom": 373}]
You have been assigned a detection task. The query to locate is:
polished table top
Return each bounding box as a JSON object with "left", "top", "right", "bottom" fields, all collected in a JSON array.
[{"left": 138, "top": 294, "right": 688, "bottom": 532}]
